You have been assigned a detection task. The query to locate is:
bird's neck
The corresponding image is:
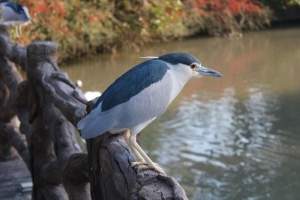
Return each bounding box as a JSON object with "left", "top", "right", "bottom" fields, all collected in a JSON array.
[
  {"left": 171, "top": 64, "right": 192, "bottom": 85},
  {"left": 168, "top": 65, "right": 191, "bottom": 102}
]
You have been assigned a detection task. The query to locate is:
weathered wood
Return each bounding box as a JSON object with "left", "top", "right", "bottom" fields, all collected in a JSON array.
[
  {"left": 26, "top": 41, "right": 90, "bottom": 200},
  {"left": 15, "top": 81, "right": 32, "bottom": 146},
  {"left": 0, "top": 25, "right": 90, "bottom": 199},
  {"left": 0, "top": 120, "right": 30, "bottom": 169},
  {"left": 27, "top": 42, "right": 87, "bottom": 126},
  {"left": 63, "top": 153, "right": 90, "bottom": 200},
  {"left": 88, "top": 133, "right": 187, "bottom": 200},
  {"left": 0, "top": 26, "right": 31, "bottom": 147},
  {"left": 0, "top": 25, "right": 27, "bottom": 71},
  {"left": 0, "top": 121, "right": 20, "bottom": 161},
  {"left": 0, "top": 29, "right": 30, "bottom": 167},
  {"left": 0, "top": 54, "right": 22, "bottom": 122}
]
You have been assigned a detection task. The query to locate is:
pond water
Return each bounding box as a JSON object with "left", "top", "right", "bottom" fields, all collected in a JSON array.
[{"left": 62, "top": 26, "right": 300, "bottom": 200}]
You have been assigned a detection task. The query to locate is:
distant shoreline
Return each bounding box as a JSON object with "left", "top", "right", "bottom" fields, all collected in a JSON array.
[{"left": 19, "top": 2, "right": 298, "bottom": 64}]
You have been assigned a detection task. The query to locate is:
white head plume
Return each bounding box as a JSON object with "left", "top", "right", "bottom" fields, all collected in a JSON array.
[{"left": 139, "top": 56, "right": 159, "bottom": 59}]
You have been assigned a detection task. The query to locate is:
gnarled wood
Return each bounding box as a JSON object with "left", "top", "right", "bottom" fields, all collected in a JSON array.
[
  {"left": 0, "top": 120, "right": 30, "bottom": 168},
  {"left": 0, "top": 26, "right": 27, "bottom": 71},
  {"left": 0, "top": 31, "right": 29, "bottom": 166},
  {"left": 26, "top": 42, "right": 90, "bottom": 200},
  {"left": 87, "top": 133, "right": 187, "bottom": 200}
]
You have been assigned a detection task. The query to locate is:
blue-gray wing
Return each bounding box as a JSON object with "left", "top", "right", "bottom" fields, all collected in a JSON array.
[
  {"left": 4, "top": 2, "right": 30, "bottom": 21},
  {"left": 77, "top": 70, "right": 176, "bottom": 139},
  {"left": 94, "top": 59, "right": 170, "bottom": 112},
  {"left": 114, "top": 70, "right": 174, "bottom": 127},
  {"left": 77, "top": 53, "right": 198, "bottom": 139}
]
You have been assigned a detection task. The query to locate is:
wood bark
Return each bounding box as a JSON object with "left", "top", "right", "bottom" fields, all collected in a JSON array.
[
  {"left": 88, "top": 133, "right": 187, "bottom": 200},
  {"left": 26, "top": 42, "right": 90, "bottom": 200},
  {"left": 0, "top": 26, "right": 90, "bottom": 199},
  {"left": 0, "top": 26, "right": 27, "bottom": 71},
  {"left": 0, "top": 26, "right": 29, "bottom": 165}
]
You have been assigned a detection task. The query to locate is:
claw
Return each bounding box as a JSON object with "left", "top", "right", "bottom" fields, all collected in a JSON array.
[
  {"left": 131, "top": 160, "right": 146, "bottom": 167},
  {"left": 132, "top": 162, "right": 166, "bottom": 174},
  {"left": 136, "top": 164, "right": 166, "bottom": 174},
  {"left": 131, "top": 161, "right": 160, "bottom": 167}
]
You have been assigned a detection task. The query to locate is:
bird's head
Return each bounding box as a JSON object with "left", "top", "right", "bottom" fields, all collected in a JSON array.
[
  {"left": 158, "top": 52, "right": 223, "bottom": 78},
  {"left": 188, "top": 62, "right": 223, "bottom": 78}
]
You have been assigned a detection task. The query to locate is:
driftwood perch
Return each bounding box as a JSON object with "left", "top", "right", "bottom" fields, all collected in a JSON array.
[
  {"left": 0, "top": 25, "right": 27, "bottom": 71},
  {"left": 88, "top": 133, "right": 187, "bottom": 200},
  {"left": 0, "top": 26, "right": 30, "bottom": 167},
  {"left": 26, "top": 42, "right": 90, "bottom": 200},
  {"left": 0, "top": 24, "right": 188, "bottom": 199}
]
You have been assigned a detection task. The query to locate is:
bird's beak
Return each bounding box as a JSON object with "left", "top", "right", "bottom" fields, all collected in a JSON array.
[{"left": 195, "top": 65, "right": 223, "bottom": 77}]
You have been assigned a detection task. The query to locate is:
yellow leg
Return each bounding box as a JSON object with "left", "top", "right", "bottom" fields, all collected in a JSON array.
[
  {"left": 18, "top": 25, "right": 22, "bottom": 36},
  {"left": 15, "top": 25, "right": 20, "bottom": 38},
  {"left": 129, "top": 134, "right": 165, "bottom": 174},
  {"left": 124, "top": 130, "right": 145, "bottom": 164}
]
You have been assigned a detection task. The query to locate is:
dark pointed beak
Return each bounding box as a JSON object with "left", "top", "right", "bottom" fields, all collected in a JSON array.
[{"left": 196, "top": 66, "right": 223, "bottom": 77}]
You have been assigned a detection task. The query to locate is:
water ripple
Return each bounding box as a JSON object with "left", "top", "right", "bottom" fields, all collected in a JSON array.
[{"left": 144, "top": 84, "right": 300, "bottom": 199}]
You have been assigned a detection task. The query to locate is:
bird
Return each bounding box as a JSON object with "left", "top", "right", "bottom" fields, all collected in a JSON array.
[
  {"left": 0, "top": 0, "right": 31, "bottom": 38},
  {"left": 77, "top": 52, "right": 223, "bottom": 173}
]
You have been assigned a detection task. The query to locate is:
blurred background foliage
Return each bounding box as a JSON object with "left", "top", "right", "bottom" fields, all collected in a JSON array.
[{"left": 11, "top": 0, "right": 299, "bottom": 62}]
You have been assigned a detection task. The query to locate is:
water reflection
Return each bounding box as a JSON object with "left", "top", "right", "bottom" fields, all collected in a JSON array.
[{"left": 63, "top": 26, "right": 300, "bottom": 199}]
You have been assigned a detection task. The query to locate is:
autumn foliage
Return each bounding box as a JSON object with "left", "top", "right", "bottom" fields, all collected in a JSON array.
[
  {"left": 14, "top": 0, "right": 271, "bottom": 62},
  {"left": 192, "top": 0, "right": 271, "bottom": 36}
]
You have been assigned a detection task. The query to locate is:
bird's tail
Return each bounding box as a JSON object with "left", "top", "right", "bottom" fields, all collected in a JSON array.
[
  {"left": 77, "top": 117, "right": 86, "bottom": 134},
  {"left": 77, "top": 109, "right": 114, "bottom": 139}
]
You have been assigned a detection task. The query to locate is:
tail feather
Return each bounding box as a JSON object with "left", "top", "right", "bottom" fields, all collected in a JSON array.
[
  {"left": 76, "top": 109, "right": 115, "bottom": 139},
  {"left": 77, "top": 117, "right": 87, "bottom": 135}
]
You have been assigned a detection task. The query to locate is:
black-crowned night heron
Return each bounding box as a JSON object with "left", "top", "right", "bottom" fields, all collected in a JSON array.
[
  {"left": 0, "top": 0, "right": 30, "bottom": 38},
  {"left": 77, "top": 52, "right": 223, "bottom": 173}
]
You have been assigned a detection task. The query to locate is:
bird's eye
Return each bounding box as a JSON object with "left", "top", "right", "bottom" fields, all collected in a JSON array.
[{"left": 190, "top": 63, "right": 196, "bottom": 69}]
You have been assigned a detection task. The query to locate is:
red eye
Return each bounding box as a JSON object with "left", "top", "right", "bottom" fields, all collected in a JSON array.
[{"left": 190, "top": 63, "right": 196, "bottom": 69}]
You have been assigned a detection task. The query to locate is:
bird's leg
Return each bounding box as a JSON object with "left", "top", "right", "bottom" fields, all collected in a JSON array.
[
  {"left": 18, "top": 25, "right": 22, "bottom": 37},
  {"left": 129, "top": 135, "right": 165, "bottom": 174},
  {"left": 15, "top": 25, "right": 20, "bottom": 38},
  {"left": 124, "top": 130, "right": 146, "bottom": 165}
]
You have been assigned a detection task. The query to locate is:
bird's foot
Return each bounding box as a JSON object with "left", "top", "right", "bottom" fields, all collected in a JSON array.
[
  {"left": 131, "top": 160, "right": 146, "bottom": 167},
  {"left": 132, "top": 160, "right": 160, "bottom": 167},
  {"left": 135, "top": 163, "right": 166, "bottom": 174}
]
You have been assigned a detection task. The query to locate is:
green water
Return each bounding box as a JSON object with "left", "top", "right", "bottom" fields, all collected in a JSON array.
[{"left": 63, "top": 26, "right": 300, "bottom": 200}]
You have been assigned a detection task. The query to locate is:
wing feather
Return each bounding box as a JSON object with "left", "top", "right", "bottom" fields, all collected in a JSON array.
[
  {"left": 77, "top": 102, "right": 118, "bottom": 139},
  {"left": 78, "top": 71, "right": 175, "bottom": 139},
  {"left": 115, "top": 70, "right": 174, "bottom": 128}
]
